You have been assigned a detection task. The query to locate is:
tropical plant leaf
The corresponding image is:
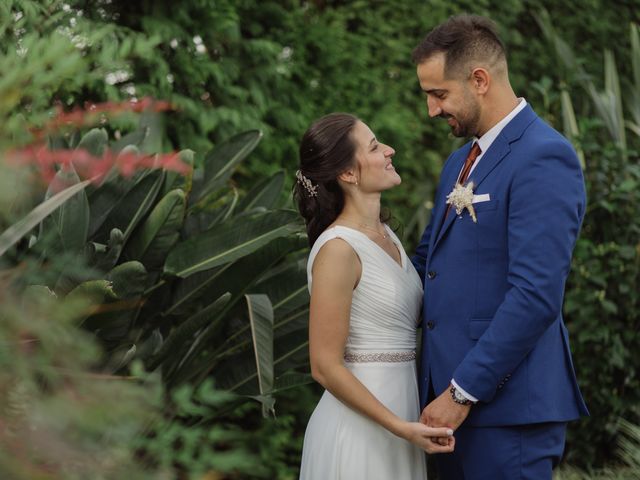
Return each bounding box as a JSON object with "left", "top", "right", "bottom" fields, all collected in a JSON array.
[
  {"left": 125, "top": 188, "right": 186, "bottom": 268},
  {"left": 137, "top": 110, "right": 164, "bottom": 154},
  {"left": 167, "top": 235, "right": 301, "bottom": 317},
  {"left": 111, "top": 126, "right": 149, "bottom": 154},
  {"left": 87, "top": 146, "right": 142, "bottom": 236},
  {"left": 218, "top": 319, "right": 305, "bottom": 411},
  {"left": 245, "top": 294, "right": 274, "bottom": 397},
  {"left": 107, "top": 343, "right": 137, "bottom": 372},
  {"left": 237, "top": 170, "right": 285, "bottom": 212},
  {"left": 163, "top": 263, "right": 233, "bottom": 317},
  {"left": 74, "top": 127, "right": 108, "bottom": 158},
  {"left": 96, "top": 169, "right": 165, "bottom": 247},
  {"left": 164, "top": 209, "right": 300, "bottom": 278},
  {"left": 629, "top": 23, "right": 640, "bottom": 134},
  {"left": 205, "top": 187, "right": 240, "bottom": 229},
  {"left": 40, "top": 165, "right": 90, "bottom": 253},
  {"left": 162, "top": 149, "right": 194, "bottom": 197},
  {"left": 148, "top": 292, "right": 232, "bottom": 372},
  {"left": 273, "top": 307, "right": 309, "bottom": 338},
  {"left": 165, "top": 235, "right": 306, "bottom": 388},
  {"left": 604, "top": 50, "right": 626, "bottom": 154},
  {"left": 272, "top": 372, "right": 314, "bottom": 392},
  {"left": 0, "top": 179, "right": 91, "bottom": 257},
  {"left": 619, "top": 419, "right": 640, "bottom": 471},
  {"left": 560, "top": 90, "right": 585, "bottom": 169},
  {"left": 106, "top": 261, "right": 148, "bottom": 298},
  {"left": 93, "top": 228, "right": 125, "bottom": 271},
  {"left": 135, "top": 329, "right": 163, "bottom": 360},
  {"left": 65, "top": 279, "right": 118, "bottom": 323},
  {"left": 191, "top": 130, "right": 262, "bottom": 204}
]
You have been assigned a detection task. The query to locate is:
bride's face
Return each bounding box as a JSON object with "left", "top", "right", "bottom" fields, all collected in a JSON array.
[{"left": 351, "top": 121, "right": 401, "bottom": 192}]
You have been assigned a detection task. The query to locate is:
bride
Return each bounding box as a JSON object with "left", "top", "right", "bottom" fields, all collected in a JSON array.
[{"left": 294, "top": 113, "right": 454, "bottom": 479}]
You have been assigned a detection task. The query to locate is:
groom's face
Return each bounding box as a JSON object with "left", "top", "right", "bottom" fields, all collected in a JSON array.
[{"left": 416, "top": 53, "right": 481, "bottom": 138}]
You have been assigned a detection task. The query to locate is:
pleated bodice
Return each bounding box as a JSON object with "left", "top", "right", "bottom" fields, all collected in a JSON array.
[{"left": 307, "top": 225, "right": 424, "bottom": 353}]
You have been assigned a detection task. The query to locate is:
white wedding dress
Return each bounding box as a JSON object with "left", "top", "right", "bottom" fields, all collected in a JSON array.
[{"left": 299, "top": 225, "right": 427, "bottom": 480}]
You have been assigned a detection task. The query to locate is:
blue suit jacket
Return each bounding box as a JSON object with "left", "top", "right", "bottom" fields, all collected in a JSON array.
[{"left": 412, "top": 105, "right": 589, "bottom": 426}]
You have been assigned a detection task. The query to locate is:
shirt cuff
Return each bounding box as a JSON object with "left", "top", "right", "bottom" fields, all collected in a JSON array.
[{"left": 451, "top": 379, "right": 479, "bottom": 403}]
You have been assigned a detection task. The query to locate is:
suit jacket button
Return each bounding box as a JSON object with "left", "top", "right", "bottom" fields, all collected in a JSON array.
[
  {"left": 426, "top": 321, "right": 435, "bottom": 330},
  {"left": 427, "top": 271, "right": 437, "bottom": 279}
]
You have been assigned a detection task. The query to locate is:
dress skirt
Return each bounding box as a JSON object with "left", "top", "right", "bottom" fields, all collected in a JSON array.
[{"left": 299, "top": 359, "right": 427, "bottom": 480}]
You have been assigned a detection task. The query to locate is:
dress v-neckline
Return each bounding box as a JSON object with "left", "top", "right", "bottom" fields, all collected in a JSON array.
[{"left": 332, "top": 224, "right": 405, "bottom": 270}]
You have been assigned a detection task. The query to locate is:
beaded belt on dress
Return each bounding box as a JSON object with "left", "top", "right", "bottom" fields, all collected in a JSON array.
[{"left": 344, "top": 351, "right": 416, "bottom": 363}]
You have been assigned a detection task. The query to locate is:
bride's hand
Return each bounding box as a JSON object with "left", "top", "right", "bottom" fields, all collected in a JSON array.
[{"left": 399, "top": 422, "right": 455, "bottom": 454}]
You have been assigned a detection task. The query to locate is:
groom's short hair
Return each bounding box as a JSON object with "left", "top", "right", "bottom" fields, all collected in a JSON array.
[{"left": 412, "top": 14, "right": 507, "bottom": 79}]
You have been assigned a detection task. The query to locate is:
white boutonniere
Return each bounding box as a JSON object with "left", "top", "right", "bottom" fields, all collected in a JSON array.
[{"left": 446, "top": 181, "right": 477, "bottom": 223}]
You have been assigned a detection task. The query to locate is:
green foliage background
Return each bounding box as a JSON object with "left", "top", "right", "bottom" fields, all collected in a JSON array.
[{"left": 1, "top": 0, "right": 639, "bottom": 478}]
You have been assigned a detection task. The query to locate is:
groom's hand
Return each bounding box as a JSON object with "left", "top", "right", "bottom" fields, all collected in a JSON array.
[{"left": 420, "top": 385, "right": 471, "bottom": 444}]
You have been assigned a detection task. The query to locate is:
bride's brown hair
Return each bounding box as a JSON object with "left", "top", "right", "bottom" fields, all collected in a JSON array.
[{"left": 293, "top": 113, "right": 359, "bottom": 247}]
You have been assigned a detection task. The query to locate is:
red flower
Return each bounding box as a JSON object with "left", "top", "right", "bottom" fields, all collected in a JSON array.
[{"left": 6, "top": 144, "right": 191, "bottom": 185}]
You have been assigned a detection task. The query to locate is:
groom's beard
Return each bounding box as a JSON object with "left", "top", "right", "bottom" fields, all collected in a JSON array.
[
  {"left": 440, "top": 108, "right": 481, "bottom": 138},
  {"left": 441, "top": 114, "right": 468, "bottom": 137},
  {"left": 441, "top": 96, "right": 482, "bottom": 138}
]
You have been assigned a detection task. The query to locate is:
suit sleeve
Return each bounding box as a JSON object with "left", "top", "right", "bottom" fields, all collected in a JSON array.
[
  {"left": 411, "top": 217, "right": 433, "bottom": 285},
  {"left": 411, "top": 154, "right": 456, "bottom": 284},
  {"left": 453, "top": 139, "right": 586, "bottom": 403}
]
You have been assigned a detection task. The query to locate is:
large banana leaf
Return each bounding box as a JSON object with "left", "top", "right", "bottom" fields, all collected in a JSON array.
[
  {"left": 39, "top": 165, "right": 90, "bottom": 253},
  {"left": 560, "top": 90, "right": 585, "bottom": 170},
  {"left": 0, "top": 179, "right": 91, "bottom": 257},
  {"left": 95, "top": 169, "right": 165, "bottom": 246},
  {"left": 633, "top": 24, "right": 640, "bottom": 95},
  {"left": 137, "top": 110, "right": 164, "bottom": 154},
  {"left": 124, "top": 188, "right": 186, "bottom": 268},
  {"left": 273, "top": 329, "right": 310, "bottom": 372},
  {"left": 164, "top": 263, "right": 233, "bottom": 317},
  {"left": 237, "top": 171, "right": 285, "bottom": 212},
  {"left": 628, "top": 23, "right": 640, "bottom": 137},
  {"left": 147, "top": 292, "right": 231, "bottom": 372},
  {"left": 74, "top": 127, "right": 108, "bottom": 157},
  {"left": 164, "top": 209, "right": 300, "bottom": 278},
  {"left": 166, "top": 236, "right": 304, "bottom": 384},
  {"left": 167, "top": 235, "right": 302, "bottom": 317},
  {"left": 203, "top": 188, "right": 239, "bottom": 229},
  {"left": 272, "top": 372, "right": 314, "bottom": 393},
  {"left": 92, "top": 228, "right": 125, "bottom": 271},
  {"left": 255, "top": 257, "right": 310, "bottom": 337},
  {"left": 77, "top": 261, "right": 148, "bottom": 345},
  {"left": 106, "top": 261, "right": 148, "bottom": 298},
  {"left": 191, "top": 130, "right": 262, "bottom": 205},
  {"left": 66, "top": 279, "right": 118, "bottom": 324},
  {"left": 87, "top": 146, "right": 142, "bottom": 236},
  {"left": 162, "top": 149, "right": 194, "bottom": 197},
  {"left": 110, "top": 125, "right": 150, "bottom": 154},
  {"left": 255, "top": 251, "right": 308, "bottom": 311},
  {"left": 219, "top": 324, "right": 307, "bottom": 402},
  {"left": 245, "top": 294, "right": 274, "bottom": 416}
]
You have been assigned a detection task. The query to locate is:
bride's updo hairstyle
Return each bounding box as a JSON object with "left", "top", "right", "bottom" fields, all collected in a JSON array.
[{"left": 294, "top": 113, "right": 359, "bottom": 247}]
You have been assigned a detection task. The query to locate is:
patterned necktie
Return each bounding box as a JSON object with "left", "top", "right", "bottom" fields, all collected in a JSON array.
[{"left": 444, "top": 142, "right": 482, "bottom": 219}]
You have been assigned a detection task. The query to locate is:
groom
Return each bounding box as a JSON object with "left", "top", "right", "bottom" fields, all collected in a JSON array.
[{"left": 411, "top": 14, "right": 588, "bottom": 479}]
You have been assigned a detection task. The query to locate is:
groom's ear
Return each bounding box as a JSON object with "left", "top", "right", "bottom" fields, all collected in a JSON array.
[{"left": 470, "top": 67, "right": 490, "bottom": 95}]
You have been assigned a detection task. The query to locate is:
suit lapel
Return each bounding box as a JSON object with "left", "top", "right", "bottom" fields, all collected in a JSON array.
[
  {"left": 468, "top": 136, "right": 510, "bottom": 189},
  {"left": 430, "top": 104, "right": 538, "bottom": 252},
  {"left": 430, "top": 148, "right": 469, "bottom": 250}
]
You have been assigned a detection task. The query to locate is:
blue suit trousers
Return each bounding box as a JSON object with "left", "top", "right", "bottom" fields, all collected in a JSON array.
[{"left": 435, "top": 422, "right": 567, "bottom": 480}]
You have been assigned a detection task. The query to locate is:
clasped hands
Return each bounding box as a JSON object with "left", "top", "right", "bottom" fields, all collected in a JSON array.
[{"left": 419, "top": 384, "right": 472, "bottom": 451}]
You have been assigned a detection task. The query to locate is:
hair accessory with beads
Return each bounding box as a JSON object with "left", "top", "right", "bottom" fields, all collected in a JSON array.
[{"left": 296, "top": 170, "right": 318, "bottom": 197}]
